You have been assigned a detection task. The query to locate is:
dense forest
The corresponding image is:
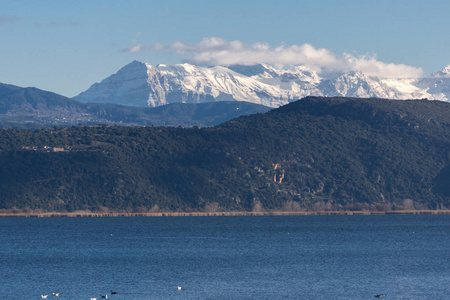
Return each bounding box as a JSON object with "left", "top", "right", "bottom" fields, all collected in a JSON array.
[{"left": 0, "top": 96, "right": 449, "bottom": 212}]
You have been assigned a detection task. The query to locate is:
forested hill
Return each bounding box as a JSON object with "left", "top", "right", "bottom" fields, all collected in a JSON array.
[{"left": 0, "top": 96, "right": 449, "bottom": 212}]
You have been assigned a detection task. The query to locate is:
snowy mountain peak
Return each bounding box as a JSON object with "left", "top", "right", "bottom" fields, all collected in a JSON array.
[
  {"left": 439, "top": 64, "right": 450, "bottom": 76},
  {"left": 430, "top": 64, "right": 450, "bottom": 77},
  {"left": 75, "top": 60, "right": 151, "bottom": 106},
  {"left": 74, "top": 61, "right": 450, "bottom": 107}
]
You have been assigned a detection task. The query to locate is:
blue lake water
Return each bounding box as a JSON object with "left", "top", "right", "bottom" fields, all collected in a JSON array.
[{"left": 1, "top": 215, "right": 449, "bottom": 299}]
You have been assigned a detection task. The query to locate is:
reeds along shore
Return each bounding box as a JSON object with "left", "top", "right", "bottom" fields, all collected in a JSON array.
[{"left": 1, "top": 210, "right": 450, "bottom": 217}]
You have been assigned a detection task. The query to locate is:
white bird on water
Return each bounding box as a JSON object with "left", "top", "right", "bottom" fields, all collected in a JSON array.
[
  {"left": 41, "top": 295, "right": 48, "bottom": 299},
  {"left": 177, "top": 286, "right": 182, "bottom": 291},
  {"left": 52, "top": 293, "right": 60, "bottom": 297}
]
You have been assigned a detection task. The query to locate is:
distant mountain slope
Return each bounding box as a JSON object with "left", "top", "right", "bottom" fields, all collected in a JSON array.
[
  {"left": 0, "top": 82, "right": 84, "bottom": 112},
  {"left": 0, "top": 97, "right": 448, "bottom": 212},
  {"left": 148, "top": 101, "right": 271, "bottom": 126},
  {"left": 0, "top": 83, "right": 270, "bottom": 128},
  {"left": 74, "top": 61, "right": 450, "bottom": 108}
]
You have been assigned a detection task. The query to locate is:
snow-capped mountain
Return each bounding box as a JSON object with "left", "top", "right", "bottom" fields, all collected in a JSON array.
[
  {"left": 430, "top": 64, "right": 450, "bottom": 78},
  {"left": 74, "top": 61, "right": 450, "bottom": 108},
  {"left": 415, "top": 64, "right": 450, "bottom": 100}
]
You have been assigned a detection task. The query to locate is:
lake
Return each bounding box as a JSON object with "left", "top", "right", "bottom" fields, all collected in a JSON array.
[{"left": 1, "top": 215, "right": 449, "bottom": 299}]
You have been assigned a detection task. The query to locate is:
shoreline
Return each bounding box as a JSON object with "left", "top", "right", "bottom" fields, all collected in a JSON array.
[{"left": 1, "top": 210, "right": 450, "bottom": 217}]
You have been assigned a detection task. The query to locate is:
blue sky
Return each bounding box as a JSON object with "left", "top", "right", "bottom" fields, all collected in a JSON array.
[{"left": 1, "top": 0, "right": 449, "bottom": 97}]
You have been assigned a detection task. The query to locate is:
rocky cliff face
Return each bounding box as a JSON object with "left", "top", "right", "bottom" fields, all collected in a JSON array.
[{"left": 74, "top": 61, "right": 450, "bottom": 108}]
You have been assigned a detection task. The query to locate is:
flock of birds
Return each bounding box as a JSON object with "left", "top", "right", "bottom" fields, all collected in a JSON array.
[
  {"left": 40, "top": 288, "right": 381, "bottom": 299},
  {"left": 40, "top": 294, "right": 59, "bottom": 299},
  {"left": 40, "top": 290, "right": 119, "bottom": 299},
  {"left": 40, "top": 287, "right": 183, "bottom": 299}
]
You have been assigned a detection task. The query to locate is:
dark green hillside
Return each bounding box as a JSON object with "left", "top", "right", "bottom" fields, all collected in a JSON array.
[
  {"left": 216, "top": 97, "right": 450, "bottom": 209},
  {"left": 0, "top": 97, "right": 449, "bottom": 212}
]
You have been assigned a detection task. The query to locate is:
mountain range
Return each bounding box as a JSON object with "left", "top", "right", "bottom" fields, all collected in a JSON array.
[
  {"left": 74, "top": 61, "right": 450, "bottom": 108},
  {"left": 0, "top": 83, "right": 270, "bottom": 128},
  {"left": 2, "top": 61, "right": 449, "bottom": 128}
]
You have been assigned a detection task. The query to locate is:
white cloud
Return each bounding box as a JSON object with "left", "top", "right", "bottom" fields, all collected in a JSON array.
[
  {"left": 122, "top": 37, "right": 423, "bottom": 78},
  {"left": 343, "top": 53, "right": 423, "bottom": 78},
  {"left": 125, "top": 42, "right": 164, "bottom": 53}
]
